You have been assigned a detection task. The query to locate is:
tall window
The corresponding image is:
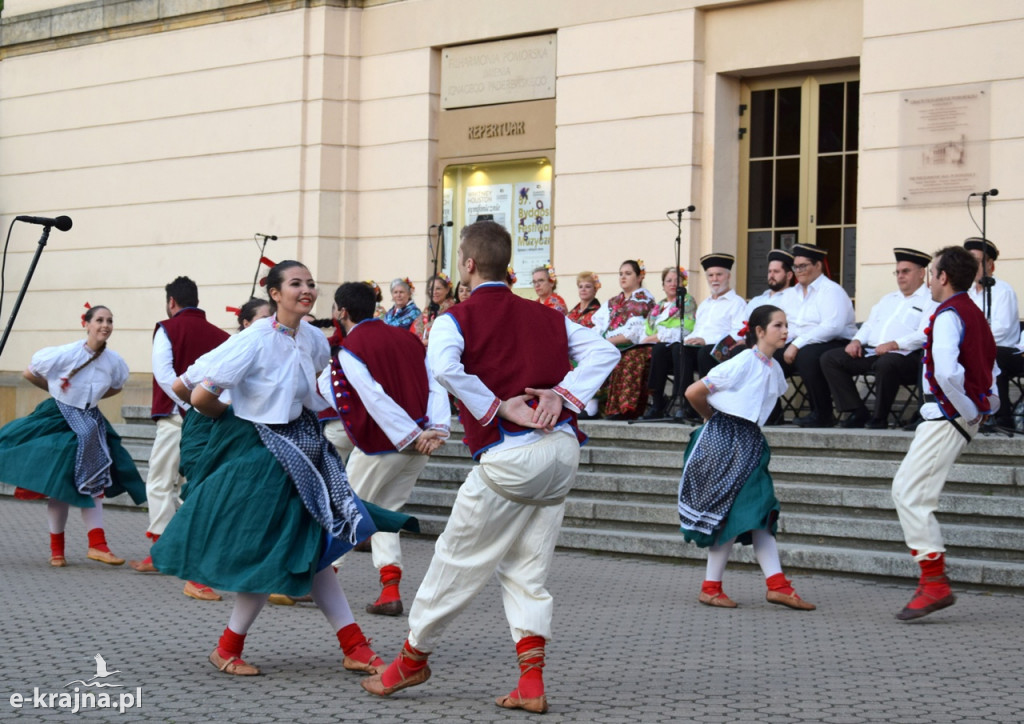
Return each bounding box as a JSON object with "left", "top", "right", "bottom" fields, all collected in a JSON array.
[{"left": 739, "top": 72, "right": 859, "bottom": 297}]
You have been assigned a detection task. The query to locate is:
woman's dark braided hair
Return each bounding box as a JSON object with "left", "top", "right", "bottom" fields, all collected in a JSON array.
[{"left": 61, "top": 305, "right": 110, "bottom": 390}]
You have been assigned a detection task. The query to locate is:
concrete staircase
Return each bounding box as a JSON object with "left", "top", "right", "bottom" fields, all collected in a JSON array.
[
  {"left": 9, "top": 405, "right": 1019, "bottom": 590},
  {"left": 408, "top": 418, "right": 1024, "bottom": 590}
]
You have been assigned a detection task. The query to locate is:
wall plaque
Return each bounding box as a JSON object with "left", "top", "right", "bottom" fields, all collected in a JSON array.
[{"left": 442, "top": 35, "right": 556, "bottom": 110}]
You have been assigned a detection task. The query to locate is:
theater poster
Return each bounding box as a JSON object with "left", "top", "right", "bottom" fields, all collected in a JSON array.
[{"left": 513, "top": 181, "right": 552, "bottom": 287}]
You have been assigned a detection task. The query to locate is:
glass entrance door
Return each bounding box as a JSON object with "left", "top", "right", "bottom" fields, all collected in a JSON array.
[{"left": 739, "top": 71, "right": 859, "bottom": 298}]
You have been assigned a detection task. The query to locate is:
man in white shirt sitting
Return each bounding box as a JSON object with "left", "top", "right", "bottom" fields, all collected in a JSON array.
[
  {"left": 964, "top": 237, "right": 1022, "bottom": 430},
  {"left": 778, "top": 243, "right": 857, "bottom": 428},
  {"left": 821, "top": 248, "right": 936, "bottom": 429},
  {"left": 676, "top": 253, "right": 746, "bottom": 421}
]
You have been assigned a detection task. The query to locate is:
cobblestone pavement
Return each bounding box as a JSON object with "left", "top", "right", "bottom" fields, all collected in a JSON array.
[{"left": 1, "top": 498, "right": 1022, "bottom": 723}]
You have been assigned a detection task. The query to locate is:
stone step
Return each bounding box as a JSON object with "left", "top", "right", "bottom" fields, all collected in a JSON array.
[{"left": 405, "top": 511, "right": 1024, "bottom": 588}]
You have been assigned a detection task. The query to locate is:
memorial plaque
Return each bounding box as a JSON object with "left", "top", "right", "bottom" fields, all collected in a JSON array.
[{"left": 442, "top": 35, "right": 556, "bottom": 110}]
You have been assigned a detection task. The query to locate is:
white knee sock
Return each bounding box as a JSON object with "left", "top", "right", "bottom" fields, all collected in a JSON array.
[
  {"left": 705, "top": 537, "right": 736, "bottom": 582},
  {"left": 47, "top": 499, "right": 70, "bottom": 534},
  {"left": 311, "top": 567, "right": 356, "bottom": 632},
  {"left": 80, "top": 497, "right": 104, "bottom": 532},
  {"left": 227, "top": 593, "right": 269, "bottom": 634},
  {"left": 752, "top": 528, "right": 783, "bottom": 578}
]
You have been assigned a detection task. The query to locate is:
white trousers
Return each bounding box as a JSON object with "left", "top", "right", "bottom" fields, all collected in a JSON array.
[
  {"left": 346, "top": 447, "right": 429, "bottom": 570},
  {"left": 891, "top": 418, "right": 977, "bottom": 561},
  {"left": 323, "top": 420, "right": 354, "bottom": 464},
  {"left": 146, "top": 415, "right": 184, "bottom": 537},
  {"left": 407, "top": 432, "right": 580, "bottom": 652}
]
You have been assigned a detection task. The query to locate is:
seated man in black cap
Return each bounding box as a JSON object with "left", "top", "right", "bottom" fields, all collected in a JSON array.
[
  {"left": 778, "top": 243, "right": 857, "bottom": 427},
  {"left": 737, "top": 248, "right": 795, "bottom": 337},
  {"left": 820, "top": 248, "right": 936, "bottom": 428},
  {"left": 964, "top": 237, "right": 1022, "bottom": 429},
  {"left": 676, "top": 253, "right": 746, "bottom": 420}
]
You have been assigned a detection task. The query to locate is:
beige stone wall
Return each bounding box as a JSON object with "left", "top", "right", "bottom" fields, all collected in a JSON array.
[
  {"left": 1, "top": 0, "right": 1021, "bottom": 389},
  {"left": 857, "top": 0, "right": 1024, "bottom": 308}
]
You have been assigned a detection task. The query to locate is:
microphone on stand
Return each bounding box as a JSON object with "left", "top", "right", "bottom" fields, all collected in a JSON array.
[
  {"left": 15, "top": 215, "right": 73, "bottom": 232},
  {"left": 256, "top": 233, "right": 278, "bottom": 240},
  {"left": 969, "top": 189, "right": 999, "bottom": 197},
  {"left": 666, "top": 206, "right": 697, "bottom": 215}
]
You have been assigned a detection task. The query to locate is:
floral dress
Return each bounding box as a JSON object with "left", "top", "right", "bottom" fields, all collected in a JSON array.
[
  {"left": 539, "top": 293, "right": 569, "bottom": 316},
  {"left": 411, "top": 298, "right": 455, "bottom": 345},
  {"left": 592, "top": 289, "right": 656, "bottom": 417},
  {"left": 567, "top": 298, "right": 601, "bottom": 328}
]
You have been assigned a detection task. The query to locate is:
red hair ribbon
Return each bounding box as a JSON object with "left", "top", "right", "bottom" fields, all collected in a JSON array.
[
  {"left": 80, "top": 302, "right": 92, "bottom": 327},
  {"left": 225, "top": 306, "right": 242, "bottom": 316},
  {"left": 738, "top": 322, "right": 749, "bottom": 338},
  {"left": 258, "top": 257, "right": 278, "bottom": 287}
]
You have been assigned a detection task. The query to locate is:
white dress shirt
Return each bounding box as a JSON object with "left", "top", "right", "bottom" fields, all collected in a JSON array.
[
  {"left": 853, "top": 283, "right": 936, "bottom": 354},
  {"left": 684, "top": 289, "right": 746, "bottom": 345},
  {"left": 968, "top": 278, "right": 1021, "bottom": 347},
  {"left": 786, "top": 274, "right": 857, "bottom": 347},
  {"left": 702, "top": 347, "right": 788, "bottom": 425},
  {"left": 29, "top": 340, "right": 130, "bottom": 409},
  {"left": 736, "top": 287, "right": 794, "bottom": 337},
  {"left": 152, "top": 327, "right": 189, "bottom": 410},
  {"left": 427, "top": 296, "right": 620, "bottom": 454},
  {"left": 920, "top": 305, "right": 1000, "bottom": 422},
  {"left": 181, "top": 316, "right": 329, "bottom": 424},
  {"left": 316, "top": 344, "right": 452, "bottom": 451}
]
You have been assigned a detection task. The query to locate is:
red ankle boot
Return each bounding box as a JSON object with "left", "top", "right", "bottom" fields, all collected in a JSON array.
[
  {"left": 496, "top": 635, "right": 549, "bottom": 713},
  {"left": 896, "top": 552, "right": 955, "bottom": 620},
  {"left": 366, "top": 564, "right": 403, "bottom": 616}
]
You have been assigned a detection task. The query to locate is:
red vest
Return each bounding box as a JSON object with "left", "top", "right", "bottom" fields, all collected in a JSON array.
[
  {"left": 328, "top": 319, "right": 430, "bottom": 454},
  {"left": 446, "top": 284, "right": 582, "bottom": 459},
  {"left": 923, "top": 292, "right": 996, "bottom": 420},
  {"left": 151, "top": 308, "right": 229, "bottom": 419}
]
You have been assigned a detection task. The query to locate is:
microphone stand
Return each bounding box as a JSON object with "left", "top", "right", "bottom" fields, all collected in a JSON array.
[
  {"left": 426, "top": 225, "right": 443, "bottom": 317},
  {"left": 249, "top": 234, "right": 271, "bottom": 300},
  {"left": 631, "top": 207, "right": 693, "bottom": 425},
  {"left": 0, "top": 225, "right": 52, "bottom": 360},
  {"left": 980, "top": 192, "right": 993, "bottom": 323}
]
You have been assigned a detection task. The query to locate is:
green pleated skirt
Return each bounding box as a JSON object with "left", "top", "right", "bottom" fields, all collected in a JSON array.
[
  {"left": 680, "top": 425, "right": 780, "bottom": 548},
  {"left": 0, "top": 398, "right": 146, "bottom": 508},
  {"left": 152, "top": 408, "right": 417, "bottom": 596}
]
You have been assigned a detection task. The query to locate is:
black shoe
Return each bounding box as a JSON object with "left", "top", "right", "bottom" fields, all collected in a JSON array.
[
  {"left": 866, "top": 418, "right": 888, "bottom": 430},
  {"left": 577, "top": 411, "right": 594, "bottom": 420},
  {"left": 903, "top": 417, "right": 923, "bottom": 432},
  {"left": 841, "top": 408, "right": 870, "bottom": 428},
  {"left": 794, "top": 413, "right": 834, "bottom": 428},
  {"left": 642, "top": 405, "right": 666, "bottom": 420}
]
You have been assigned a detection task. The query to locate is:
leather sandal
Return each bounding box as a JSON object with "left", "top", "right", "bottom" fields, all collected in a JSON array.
[
  {"left": 496, "top": 690, "right": 549, "bottom": 714},
  {"left": 365, "top": 599, "right": 403, "bottom": 616},
  {"left": 360, "top": 647, "right": 431, "bottom": 696},
  {"left": 128, "top": 558, "right": 158, "bottom": 573},
  {"left": 209, "top": 649, "right": 260, "bottom": 676},
  {"left": 343, "top": 639, "right": 386, "bottom": 675},
  {"left": 766, "top": 590, "right": 816, "bottom": 611},
  {"left": 49, "top": 555, "right": 66, "bottom": 568},
  {"left": 698, "top": 590, "right": 738, "bottom": 608},
  {"left": 87, "top": 548, "right": 125, "bottom": 566},
  {"left": 183, "top": 581, "right": 222, "bottom": 601}
]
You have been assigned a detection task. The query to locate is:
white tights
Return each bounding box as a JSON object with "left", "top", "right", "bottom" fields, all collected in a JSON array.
[
  {"left": 704, "top": 528, "right": 783, "bottom": 582},
  {"left": 226, "top": 567, "right": 356, "bottom": 635},
  {"left": 47, "top": 497, "right": 104, "bottom": 534}
]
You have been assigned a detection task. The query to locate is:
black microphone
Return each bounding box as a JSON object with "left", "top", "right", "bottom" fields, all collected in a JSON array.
[
  {"left": 969, "top": 189, "right": 999, "bottom": 197},
  {"left": 429, "top": 221, "right": 454, "bottom": 229},
  {"left": 666, "top": 206, "right": 696, "bottom": 215},
  {"left": 16, "top": 215, "right": 73, "bottom": 232},
  {"left": 256, "top": 233, "right": 278, "bottom": 240}
]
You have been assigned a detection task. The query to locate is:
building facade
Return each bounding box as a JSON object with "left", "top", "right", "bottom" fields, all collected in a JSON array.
[{"left": 1, "top": 0, "right": 1021, "bottom": 418}]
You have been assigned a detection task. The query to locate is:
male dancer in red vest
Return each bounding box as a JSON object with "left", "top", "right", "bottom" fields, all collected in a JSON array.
[
  {"left": 129, "top": 276, "right": 229, "bottom": 602},
  {"left": 891, "top": 246, "right": 998, "bottom": 620},
  {"left": 319, "top": 281, "right": 450, "bottom": 616},
  {"left": 361, "top": 221, "right": 619, "bottom": 712}
]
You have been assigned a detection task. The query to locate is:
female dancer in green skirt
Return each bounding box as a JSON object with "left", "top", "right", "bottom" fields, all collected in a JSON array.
[
  {"left": 0, "top": 305, "right": 145, "bottom": 566},
  {"left": 678, "top": 304, "right": 815, "bottom": 610},
  {"left": 152, "top": 261, "right": 416, "bottom": 677}
]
